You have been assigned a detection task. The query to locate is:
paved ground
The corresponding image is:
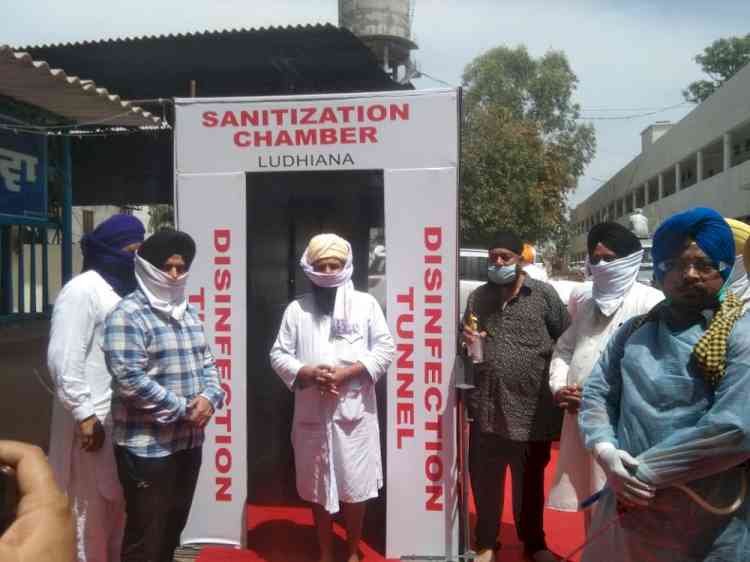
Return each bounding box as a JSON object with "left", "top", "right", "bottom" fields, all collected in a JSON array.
[{"left": 0, "top": 319, "right": 54, "bottom": 450}]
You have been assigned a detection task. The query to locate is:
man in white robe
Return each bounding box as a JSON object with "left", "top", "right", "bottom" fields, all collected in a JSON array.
[
  {"left": 547, "top": 222, "right": 663, "bottom": 535},
  {"left": 47, "top": 214, "right": 144, "bottom": 562},
  {"left": 270, "top": 233, "right": 395, "bottom": 562},
  {"left": 724, "top": 218, "right": 750, "bottom": 310}
]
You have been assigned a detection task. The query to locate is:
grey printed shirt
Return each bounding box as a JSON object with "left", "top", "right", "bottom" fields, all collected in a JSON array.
[{"left": 464, "top": 276, "right": 570, "bottom": 441}]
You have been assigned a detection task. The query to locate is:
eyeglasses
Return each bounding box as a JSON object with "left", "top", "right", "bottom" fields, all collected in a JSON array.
[{"left": 656, "top": 258, "right": 729, "bottom": 277}]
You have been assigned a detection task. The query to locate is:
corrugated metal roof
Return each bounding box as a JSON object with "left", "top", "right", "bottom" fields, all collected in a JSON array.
[
  {"left": 0, "top": 45, "right": 161, "bottom": 127},
  {"left": 22, "top": 24, "right": 408, "bottom": 101},
  {"left": 21, "top": 23, "right": 340, "bottom": 50}
]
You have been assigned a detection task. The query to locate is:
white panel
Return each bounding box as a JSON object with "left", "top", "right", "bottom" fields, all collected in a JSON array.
[
  {"left": 174, "top": 90, "right": 458, "bottom": 174},
  {"left": 177, "top": 172, "right": 248, "bottom": 546},
  {"left": 385, "top": 167, "right": 459, "bottom": 559}
]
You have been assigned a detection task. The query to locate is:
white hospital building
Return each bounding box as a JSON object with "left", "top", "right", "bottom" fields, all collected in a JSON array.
[{"left": 570, "top": 62, "right": 750, "bottom": 262}]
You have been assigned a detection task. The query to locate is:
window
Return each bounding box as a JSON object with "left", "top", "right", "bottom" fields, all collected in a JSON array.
[
  {"left": 459, "top": 252, "right": 488, "bottom": 282},
  {"left": 635, "top": 186, "right": 645, "bottom": 208},
  {"left": 648, "top": 181, "right": 659, "bottom": 202},
  {"left": 616, "top": 198, "right": 624, "bottom": 218},
  {"left": 625, "top": 194, "right": 634, "bottom": 213},
  {"left": 82, "top": 210, "right": 94, "bottom": 234}
]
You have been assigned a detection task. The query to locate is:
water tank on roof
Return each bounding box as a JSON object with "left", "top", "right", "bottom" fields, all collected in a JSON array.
[{"left": 339, "top": 0, "right": 418, "bottom": 83}]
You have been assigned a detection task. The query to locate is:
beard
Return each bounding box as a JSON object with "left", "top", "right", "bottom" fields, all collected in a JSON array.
[{"left": 312, "top": 285, "right": 337, "bottom": 315}]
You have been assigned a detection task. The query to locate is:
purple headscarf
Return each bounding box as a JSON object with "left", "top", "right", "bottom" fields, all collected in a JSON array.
[{"left": 81, "top": 214, "right": 145, "bottom": 296}]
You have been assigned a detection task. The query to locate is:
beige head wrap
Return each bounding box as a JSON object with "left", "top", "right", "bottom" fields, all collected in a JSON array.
[
  {"left": 724, "top": 218, "right": 750, "bottom": 307},
  {"left": 305, "top": 233, "right": 350, "bottom": 265}
]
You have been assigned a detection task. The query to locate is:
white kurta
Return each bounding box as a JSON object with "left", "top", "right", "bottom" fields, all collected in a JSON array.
[
  {"left": 546, "top": 282, "right": 663, "bottom": 511},
  {"left": 47, "top": 270, "right": 125, "bottom": 562},
  {"left": 270, "top": 291, "right": 395, "bottom": 514}
]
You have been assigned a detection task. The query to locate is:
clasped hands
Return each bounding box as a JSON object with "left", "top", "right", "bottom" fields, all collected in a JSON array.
[
  {"left": 78, "top": 416, "right": 105, "bottom": 452},
  {"left": 594, "top": 442, "right": 655, "bottom": 510},
  {"left": 554, "top": 384, "right": 582, "bottom": 413},
  {"left": 187, "top": 396, "right": 214, "bottom": 428},
  {"left": 297, "top": 364, "right": 351, "bottom": 396}
]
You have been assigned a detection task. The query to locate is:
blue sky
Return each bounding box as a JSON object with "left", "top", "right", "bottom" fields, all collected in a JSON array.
[{"left": 3, "top": 0, "right": 749, "bottom": 207}]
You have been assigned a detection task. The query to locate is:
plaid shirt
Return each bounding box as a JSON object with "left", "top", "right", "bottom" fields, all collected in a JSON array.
[{"left": 103, "top": 290, "right": 224, "bottom": 458}]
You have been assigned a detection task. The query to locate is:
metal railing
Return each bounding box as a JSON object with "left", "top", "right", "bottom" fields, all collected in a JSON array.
[{"left": 0, "top": 221, "right": 62, "bottom": 322}]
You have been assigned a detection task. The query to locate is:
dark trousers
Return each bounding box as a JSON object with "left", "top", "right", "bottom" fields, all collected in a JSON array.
[
  {"left": 470, "top": 428, "right": 551, "bottom": 554},
  {"left": 115, "top": 445, "right": 203, "bottom": 562}
]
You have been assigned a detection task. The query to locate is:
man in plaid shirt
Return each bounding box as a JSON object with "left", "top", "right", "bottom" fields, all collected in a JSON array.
[{"left": 103, "top": 230, "right": 224, "bottom": 562}]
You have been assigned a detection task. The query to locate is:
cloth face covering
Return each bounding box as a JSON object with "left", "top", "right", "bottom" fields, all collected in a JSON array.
[
  {"left": 488, "top": 264, "right": 517, "bottom": 285},
  {"left": 134, "top": 254, "right": 189, "bottom": 320},
  {"left": 589, "top": 250, "right": 644, "bottom": 316},
  {"left": 300, "top": 235, "right": 356, "bottom": 335},
  {"left": 81, "top": 214, "right": 145, "bottom": 296}
]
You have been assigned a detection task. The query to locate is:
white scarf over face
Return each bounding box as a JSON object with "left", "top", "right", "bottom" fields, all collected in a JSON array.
[
  {"left": 727, "top": 255, "right": 750, "bottom": 305},
  {"left": 589, "top": 249, "right": 643, "bottom": 316},
  {"left": 300, "top": 235, "right": 355, "bottom": 336},
  {"left": 135, "top": 254, "right": 189, "bottom": 320}
]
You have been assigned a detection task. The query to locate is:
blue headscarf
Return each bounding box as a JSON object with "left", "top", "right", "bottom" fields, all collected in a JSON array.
[
  {"left": 81, "top": 214, "right": 145, "bottom": 296},
  {"left": 652, "top": 207, "right": 734, "bottom": 282}
]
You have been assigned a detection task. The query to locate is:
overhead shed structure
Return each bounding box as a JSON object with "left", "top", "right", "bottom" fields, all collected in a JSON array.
[{"left": 22, "top": 24, "right": 409, "bottom": 205}]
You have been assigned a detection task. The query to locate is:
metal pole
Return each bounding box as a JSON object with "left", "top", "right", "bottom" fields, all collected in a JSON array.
[
  {"left": 42, "top": 226, "right": 49, "bottom": 313},
  {"left": 29, "top": 228, "right": 37, "bottom": 314},
  {"left": 62, "top": 136, "right": 73, "bottom": 284},
  {"left": 17, "top": 227, "right": 25, "bottom": 314},
  {"left": 0, "top": 227, "right": 8, "bottom": 314}
]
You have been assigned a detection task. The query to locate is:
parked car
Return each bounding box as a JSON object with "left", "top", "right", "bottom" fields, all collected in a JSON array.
[{"left": 459, "top": 248, "right": 488, "bottom": 314}]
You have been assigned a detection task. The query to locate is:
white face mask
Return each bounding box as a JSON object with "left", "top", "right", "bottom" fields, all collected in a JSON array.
[
  {"left": 589, "top": 250, "right": 643, "bottom": 316},
  {"left": 135, "top": 255, "right": 189, "bottom": 320},
  {"left": 727, "top": 255, "right": 750, "bottom": 304}
]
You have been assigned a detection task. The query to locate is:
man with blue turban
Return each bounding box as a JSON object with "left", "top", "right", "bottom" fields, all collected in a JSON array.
[
  {"left": 578, "top": 207, "right": 750, "bottom": 561},
  {"left": 48, "top": 214, "right": 144, "bottom": 562}
]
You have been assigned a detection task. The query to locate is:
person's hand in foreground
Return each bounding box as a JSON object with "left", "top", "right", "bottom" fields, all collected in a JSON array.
[{"left": 0, "top": 440, "right": 74, "bottom": 562}]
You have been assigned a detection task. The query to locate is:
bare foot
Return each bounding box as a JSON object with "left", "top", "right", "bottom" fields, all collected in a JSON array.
[{"left": 346, "top": 552, "right": 361, "bottom": 562}]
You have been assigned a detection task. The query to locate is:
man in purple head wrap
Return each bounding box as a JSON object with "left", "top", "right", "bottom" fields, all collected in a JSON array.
[{"left": 47, "top": 213, "right": 145, "bottom": 562}]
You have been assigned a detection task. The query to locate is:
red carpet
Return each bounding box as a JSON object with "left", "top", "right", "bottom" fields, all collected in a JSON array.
[{"left": 197, "top": 444, "right": 584, "bottom": 562}]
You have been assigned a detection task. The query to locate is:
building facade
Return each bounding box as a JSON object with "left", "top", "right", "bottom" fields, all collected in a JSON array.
[{"left": 570, "top": 63, "right": 750, "bottom": 261}]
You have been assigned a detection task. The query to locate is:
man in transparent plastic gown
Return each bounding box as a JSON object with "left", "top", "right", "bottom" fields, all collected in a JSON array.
[{"left": 579, "top": 207, "right": 750, "bottom": 561}]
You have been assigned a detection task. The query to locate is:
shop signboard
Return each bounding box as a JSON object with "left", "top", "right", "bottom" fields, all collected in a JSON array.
[{"left": 0, "top": 132, "right": 46, "bottom": 219}]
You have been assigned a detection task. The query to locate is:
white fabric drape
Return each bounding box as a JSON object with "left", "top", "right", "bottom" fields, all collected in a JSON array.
[
  {"left": 547, "top": 282, "right": 663, "bottom": 511},
  {"left": 134, "top": 254, "right": 189, "bottom": 319},
  {"left": 589, "top": 250, "right": 644, "bottom": 316},
  {"left": 299, "top": 239, "right": 355, "bottom": 335},
  {"left": 47, "top": 270, "right": 126, "bottom": 561}
]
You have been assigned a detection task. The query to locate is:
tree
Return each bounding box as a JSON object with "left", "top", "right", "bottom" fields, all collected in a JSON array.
[
  {"left": 683, "top": 34, "right": 750, "bottom": 103},
  {"left": 460, "top": 46, "right": 595, "bottom": 247},
  {"left": 148, "top": 204, "right": 174, "bottom": 233}
]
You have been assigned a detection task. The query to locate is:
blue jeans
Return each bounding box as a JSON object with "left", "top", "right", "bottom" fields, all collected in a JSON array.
[{"left": 115, "top": 446, "right": 202, "bottom": 562}]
